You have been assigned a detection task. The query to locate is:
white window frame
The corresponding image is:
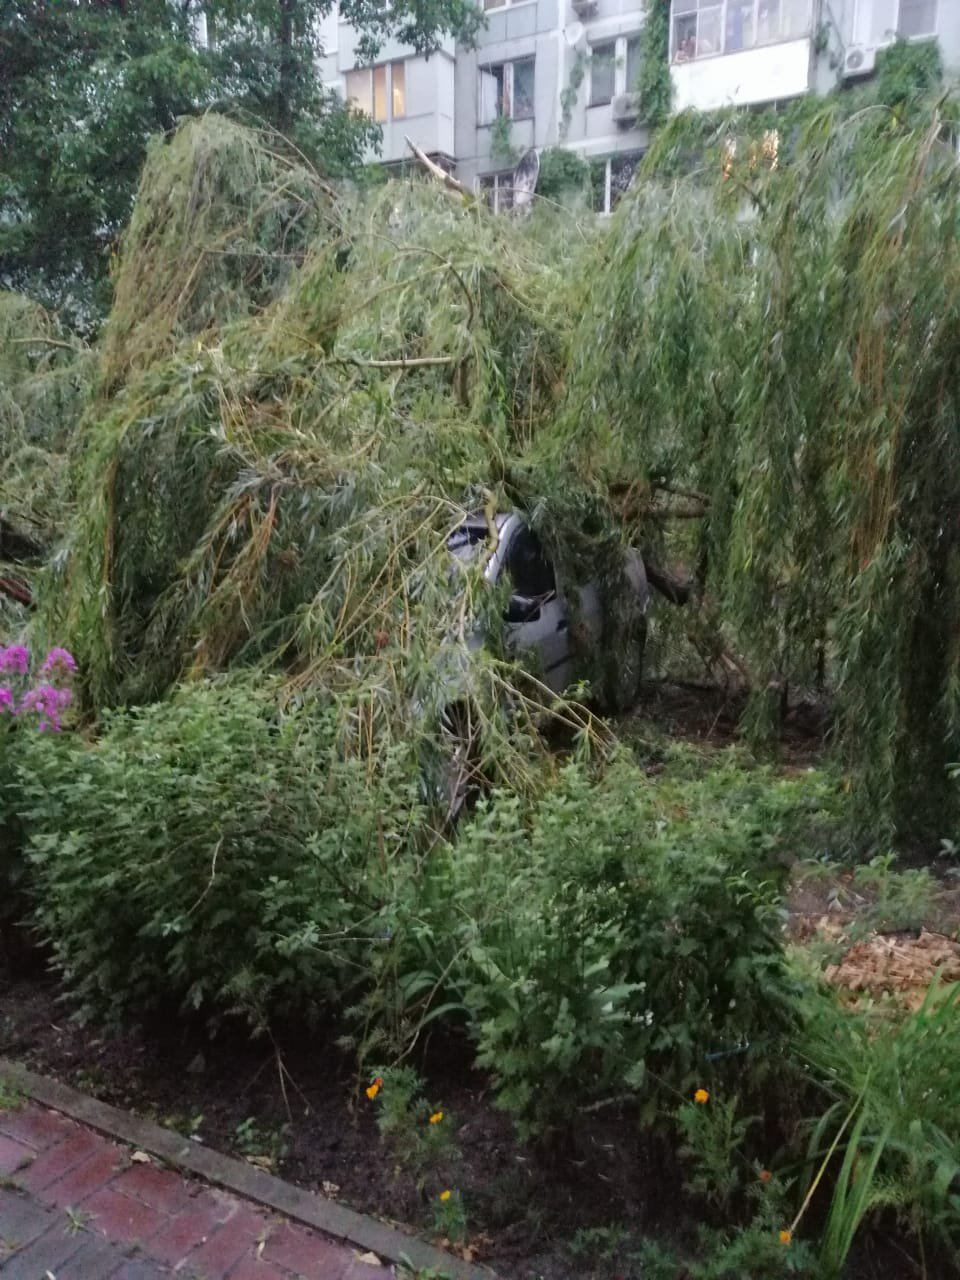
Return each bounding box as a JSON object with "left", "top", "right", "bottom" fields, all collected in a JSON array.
[
  {"left": 895, "top": 0, "right": 938, "bottom": 38},
  {"left": 588, "top": 41, "right": 618, "bottom": 106},
  {"left": 588, "top": 33, "right": 644, "bottom": 107},
  {"left": 851, "top": 0, "right": 938, "bottom": 45},
  {"left": 483, "top": 0, "right": 536, "bottom": 13},
  {"left": 591, "top": 150, "right": 644, "bottom": 216},
  {"left": 478, "top": 57, "right": 535, "bottom": 123},
  {"left": 477, "top": 171, "right": 516, "bottom": 214},
  {"left": 344, "top": 61, "right": 407, "bottom": 123},
  {"left": 669, "top": 0, "right": 814, "bottom": 63}
]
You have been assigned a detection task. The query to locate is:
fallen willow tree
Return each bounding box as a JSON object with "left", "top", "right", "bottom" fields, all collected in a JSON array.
[
  {"left": 555, "top": 99, "right": 960, "bottom": 836},
  {"left": 44, "top": 115, "right": 621, "bottom": 802},
  {"left": 39, "top": 102, "right": 960, "bottom": 838}
]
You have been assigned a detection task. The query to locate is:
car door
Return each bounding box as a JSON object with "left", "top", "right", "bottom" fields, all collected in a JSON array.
[{"left": 499, "top": 523, "right": 575, "bottom": 694}]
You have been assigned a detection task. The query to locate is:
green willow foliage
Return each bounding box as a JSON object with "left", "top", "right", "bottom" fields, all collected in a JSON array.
[
  {"left": 556, "top": 101, "right": 960, "bottom": 837},
  {"left": 45, "top": 115, "right": 605, "bottom": 805},
  {"left": 33, "top": 100, "right": 960, "bottom": 840}
]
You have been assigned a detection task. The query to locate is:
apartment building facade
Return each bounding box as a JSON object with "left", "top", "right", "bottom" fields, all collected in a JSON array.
[{"left": 322, "top": 1, "right": 960, "bottom": 208}]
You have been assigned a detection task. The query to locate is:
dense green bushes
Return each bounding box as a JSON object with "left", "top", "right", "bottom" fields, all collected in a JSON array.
[
  {"left": 11, "top": 683, "right": 834, "bottom": 1136},
  {"left": 433, "top": 757, "right": 809, "bottom": 1136},
  {"left": 11, "top": 670, "right": 960, "bottom": 1266},
  {"left": 20, "top": 677, "right": 426, "bottom": 1027}
]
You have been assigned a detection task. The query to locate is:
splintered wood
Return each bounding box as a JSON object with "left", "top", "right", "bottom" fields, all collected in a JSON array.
[{"left": 823, "top": 928, "right": 960, "bottom": 1010}]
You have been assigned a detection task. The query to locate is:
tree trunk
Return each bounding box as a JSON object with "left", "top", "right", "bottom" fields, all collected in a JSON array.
[{"left": 277, "top": 0, "right": 296, "bottom": 131}]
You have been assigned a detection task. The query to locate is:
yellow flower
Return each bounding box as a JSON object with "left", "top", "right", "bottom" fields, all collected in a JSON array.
[
  {"left": 779, "top": 1230, "right": 792, "bottom": 1246},
  {"left": 429, "top": 1111, "right": 444, "bottom": 1125},
  {"left": 439, "top": 1189, "right": 452, "bottom": 1202},
  {"left": 694, "top": 1088, "right": 709, "bottom": 1105},
  {"left": 365, "top": 1076, "right": 383, "bottom": 1100}
]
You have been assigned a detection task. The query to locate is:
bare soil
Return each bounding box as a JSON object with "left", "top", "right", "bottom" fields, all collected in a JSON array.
[{"left": 0, "top": 968, "right": 687, "bottom": 1280}]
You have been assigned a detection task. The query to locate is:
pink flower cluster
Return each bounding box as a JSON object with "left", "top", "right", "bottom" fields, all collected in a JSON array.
[{"left": 0, "top": 644, "right": 77, "bottom": 733}]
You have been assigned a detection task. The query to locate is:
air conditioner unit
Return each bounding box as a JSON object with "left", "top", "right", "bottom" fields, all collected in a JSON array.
[
  {"left": 611, "top": 92, "right": 641, "bottom": 125},
  {"left": 571, "top": 0, "right": 597, "bottom": 19},
  {"left": 842, "top": 44, "right": 877, "bottom": 80}
]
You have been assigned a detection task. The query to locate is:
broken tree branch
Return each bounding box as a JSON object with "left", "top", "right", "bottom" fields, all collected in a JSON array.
[
  {"left": 651, "top": 481, "right": 710, "bottom": 505},
  {"left": 645, "top": 560, "right": 693, "bottom": 606},
  {"left": 0, "top": 575, "right": 32, "bottom": 607},
  {"left": 330, "top": 354, "right": 456, "bottom": 369},
  {"left": 404, "top": 137, "right": 471, "bottom": 199}
]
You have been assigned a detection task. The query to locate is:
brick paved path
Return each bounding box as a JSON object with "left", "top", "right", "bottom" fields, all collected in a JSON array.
[{"left": 0, "top": 1103, "right": 394, "bottom": 1279}]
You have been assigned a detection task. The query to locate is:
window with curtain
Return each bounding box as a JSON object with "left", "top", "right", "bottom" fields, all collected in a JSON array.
[
  {"left": 512, "top": 58, "right": 535, "bottom": 118},
  {"left": 391, "top": 61, "right": 406, "bottom": 118},
  {"left": 625, "top": 35, "right": 642, "bottom": 90},
  {"left": 344, "top": 63, "right": 406, "bottom": 123},
  {"left": 345, "top": 68, "right": 373, "bottom": 117},
  {"left": 590, "top": 43, "right": 616, "bottom": 105},
  {"left": 671, "top": 0, "right": 813, "bottom": 59},
  {"left": 479, "top": 59, "right": 534, "bottom": 123}
]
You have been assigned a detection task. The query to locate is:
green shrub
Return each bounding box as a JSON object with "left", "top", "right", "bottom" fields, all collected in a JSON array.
[
  {"left": 431, "top": 753, "right": 822, "bottom": 1137},
  {"left": 535, "top": 149, "right": 590, "bottom": 204},
  {"left": 367, "top": 1066, "right": 458, "bottom": 1183},
  {"left": 1, "top": 642, "right": 77, "bottom": 969},
  {"left": 677, "top": 1092, "right": 756, "bottom": 1212},
  {"left": 801, "top": 981, "right": 960, "bottom": 1254},
  {"left": 19, "top": 675, "right": 427, "bottom": 1027}
]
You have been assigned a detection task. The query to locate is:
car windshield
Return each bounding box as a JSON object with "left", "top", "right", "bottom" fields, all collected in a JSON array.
[
  {"left": 447, "top": 521, "right": 492, "bottom": 565},
  {"left": 503, "top": 526, "right": 555, "bottom": 598}
]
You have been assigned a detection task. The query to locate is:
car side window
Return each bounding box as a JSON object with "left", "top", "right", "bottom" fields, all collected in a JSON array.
[{"left": 504, "top": 526, "right": 556, "bottom": 598}]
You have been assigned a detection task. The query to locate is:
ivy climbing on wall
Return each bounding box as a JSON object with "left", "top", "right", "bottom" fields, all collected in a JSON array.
[
  {"left": 636, "top": 0, "right": 671, "bottom": 126},
  {"left": 560, "top": 51, "right": 588, "bottom": 141}
]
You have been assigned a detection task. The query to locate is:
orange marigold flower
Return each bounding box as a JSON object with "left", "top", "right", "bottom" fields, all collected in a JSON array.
[
  {"left": 694, "top": 1088, "right": 709, "bottom": 1105},
  {"left": 365, "top": 1076, "right": 384, "bottom": 1100},
  {"left": 759, "top": 1169, "right": 772, "bottom": 1184},
  {"left": 779, "top": 1230, "right": 792, "bottom": 1246},
  {"left": 439, "top": 1189, "right": 452, "bottom": 1202},
  {"left": 429, "top": 1111, "right": 444, "bottom": 1125}
]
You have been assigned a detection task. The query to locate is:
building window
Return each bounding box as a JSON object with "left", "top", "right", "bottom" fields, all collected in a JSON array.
[
  {"left": 478, "top": 172, "right": 515, "bottom": 213},
  {"left": 625, "top": 35, "right": 642, "bottom": 88},
  {"left": 392, "top": 61, "right": 406, "bottom": 118},
  {"left": 898, "top": 0, "right": 937, "bottom": 37},
  {"left": 588, "top": 35, "right": 645, "bottom": 107},
  {"left": 479, "top": 57, "right": 535, "bottom": 123},
  {"left": 590, "top": 151, "right": 644, "bottom": 215},
  {"left": 345, "top": 61, "right": 406, "bottom": 123},
  {"left": 484, "top": 0, "right": 529, "bottom": 10},
  {"left": 671, "top": 0, "right": 812, "bottom": 61},
  {"left": 590, "top": 43, "right": 617, "bottom": 105}
]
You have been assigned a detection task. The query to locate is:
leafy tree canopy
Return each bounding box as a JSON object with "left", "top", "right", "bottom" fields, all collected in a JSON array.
[{"left": 0, "top": 0, "right": 483, "bottom": 328}]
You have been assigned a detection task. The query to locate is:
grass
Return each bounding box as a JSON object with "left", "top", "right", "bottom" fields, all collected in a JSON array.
[{"left": 0, "top": 1078, "right": 22, "bottom": 1111}]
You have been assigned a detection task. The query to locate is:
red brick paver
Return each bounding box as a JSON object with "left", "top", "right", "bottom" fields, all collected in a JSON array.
[
  {"left": 46, "top": 1143, "right": 125, "bottom": 1209},
  {"left": 184, "top": 1203, "right": 267, "bottom": 1275},
  {"left": 262, "top": 1220, "right": 352, "bottom": 1278},
  {"left": 13, "top": 1122, "right": 102, "bottom": 1192},
  {"left": 0, "top": 1102, "right": 396, "bottom": 1279},
  {"left": 0, "top": 1133, "right": 33, "bottom": 1175},
  {"left": 0, "top": 1102, "right": 75, "bottom": 1149},
  {"left": 112, "top": 1159, "right": 193, "bottom": 1214}
]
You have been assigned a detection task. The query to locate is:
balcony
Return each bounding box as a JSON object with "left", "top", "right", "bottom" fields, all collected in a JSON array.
[{"left": 669, "top": 0, "right": 814, "bottom": 112}]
